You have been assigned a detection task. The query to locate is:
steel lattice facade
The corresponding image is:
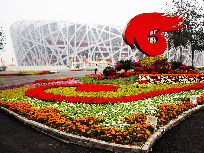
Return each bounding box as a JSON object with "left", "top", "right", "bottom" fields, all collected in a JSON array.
[{"left": 10, "top": 20, "right": 204, "bottom": 67}]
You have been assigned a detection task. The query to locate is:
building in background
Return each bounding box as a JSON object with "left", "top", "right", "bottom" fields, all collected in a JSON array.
[{"left": 9, "top": 20, "right": 204, "bottom": 67}]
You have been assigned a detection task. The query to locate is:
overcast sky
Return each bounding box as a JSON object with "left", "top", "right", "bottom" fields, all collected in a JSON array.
[{"left": 1, "top": 0, "right": 200, "bottom": 65}]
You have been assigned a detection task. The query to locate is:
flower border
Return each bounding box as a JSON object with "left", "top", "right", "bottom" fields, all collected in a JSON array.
[{"left": 0, "top": 71, "right": 54, "bottom": 76}]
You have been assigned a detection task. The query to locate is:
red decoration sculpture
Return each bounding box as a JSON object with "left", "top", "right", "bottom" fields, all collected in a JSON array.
[{"left": 123, "top": 12, "right": 184, "bottom": 56}]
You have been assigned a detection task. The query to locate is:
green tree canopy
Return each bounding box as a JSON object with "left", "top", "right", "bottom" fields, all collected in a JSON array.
[
  {"left": 164, "top": 0, "right": 204, "bottom": 66},
  {"left": 0, "top": 27, "right": 6, "bottom": 55}
]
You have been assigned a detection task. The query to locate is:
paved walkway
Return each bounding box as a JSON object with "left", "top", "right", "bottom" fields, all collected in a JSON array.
[
  {"left": 0, "top": 70, "right": 94, "bottom": 87},
  {"left": 0, "top": 70, "right": 204, "bottom": 153}
]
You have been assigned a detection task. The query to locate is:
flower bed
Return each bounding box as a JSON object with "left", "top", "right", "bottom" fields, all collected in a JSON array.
[
  {"left": 70, "top": 69, "right": 84, "bottom": 71},
  {"left": 0, "top": 75, "right": 204, "bottom": 147},
  {"left": 24, "top": 83, "right": 204, "bottom": 104},
  {"left": 35, "top": 77, "right": 75, "bottom": 83},
  {"left": 70, "top": 68, "right": 96, "bottom": 71},
  {"left": 99, "top": 57, "right": 200, "bottom": 81},
  {"left": 0, "top": 71, "right": 55, "bottom": 76},
  {"left": 0, "top": 93, "right": 204, "bottom": 146},
  {"left": 138, "top": 74, "right": 204, "bottom": 84}
]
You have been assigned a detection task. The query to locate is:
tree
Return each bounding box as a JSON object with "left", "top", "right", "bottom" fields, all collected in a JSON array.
[
  {"left": 0, "top": 27, "right": 6, "bottom": 55},
  {"left": 164, "top": 0, "right": 204, "bottom": 66}
]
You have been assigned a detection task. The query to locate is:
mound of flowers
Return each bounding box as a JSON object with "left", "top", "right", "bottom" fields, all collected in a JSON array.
[
  {"left": 24, "top": 83, "right": 204, "bottom": 104},
  {"left": 98, "top": 56, "right": 199, "bottom": 80}
]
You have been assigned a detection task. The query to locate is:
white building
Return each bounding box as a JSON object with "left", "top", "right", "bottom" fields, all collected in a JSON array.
[{"left": 9, "top": 20, "right": 204, "bottom": 67}]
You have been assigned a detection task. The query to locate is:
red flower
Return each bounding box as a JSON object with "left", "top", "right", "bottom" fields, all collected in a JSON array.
[
  {"left": 25, "top": 83, "right": 204, "bottom": 104},
  {"left": 35, "top": 78, "right": 74, "bottom": 83},
  {"left": 75, "top": 84, "right": 118, "bottom": 92},
  {"left": 138, "top": 80, "right": 149, "bottom": 84},
  {"left": 151, "top": 71, "right": 159, "bottom": 74},
  {"left": 136, "top": 71, "right": 142, "bottom": 75},
  {"left": 107, "top": 75, "right": 117, "bottom": 79},
  {"left": 143, "top": 71, "right": 148, "bottom": 74},
  {"left": 93, "top": 75, "right": 105, "bottom": 80}
]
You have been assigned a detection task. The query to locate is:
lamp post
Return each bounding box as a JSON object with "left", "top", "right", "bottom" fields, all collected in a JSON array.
[
  {"left": 45, "top": 56, "right": 48, "bottom": 66},
  {"left": 57, "top": 57, "right": 61, "bottom": 66},
  {"left": 0, "top": 57, "right": 3, "bottom": 65},
  {"left": 110, "top": 56, "right": 112, "bottom": 63},
  {"left": 33, "top": 56, "right": 36, "bottom": 66},
  {"left": 71, "top": 56, "right": 74, "bottom": 68},
  {"left": 23, "top": 56, "right": 26, "bottom": 66},
  {"left": 11, "top": 57, "right": 14, "bottom": 64},
  {"left": 122, "top": 55, "right": 125, "bottom": 60},
  {"left": 83, "top": 55, "right": 86, "bottom": 68}
]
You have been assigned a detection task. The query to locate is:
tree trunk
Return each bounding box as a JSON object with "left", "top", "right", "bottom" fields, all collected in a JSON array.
[
  {"left": 191, "top": 49, "right": 194, "bottom": 67},
  {"left": 179, "top": 46, "right": 182, "bottom": 62}
]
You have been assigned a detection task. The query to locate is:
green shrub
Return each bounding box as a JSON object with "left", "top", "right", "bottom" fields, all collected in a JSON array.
[
  {"left": 115, "top": 60, "right": 133, "bottom": 72},
  {"left": 103, "top": 66, "right": 116, "bottom": 77},
  {"left": 188, "top": 66, "right": 195, "bottom": 70},
  {"left": 170, "top": 61, "right": 182, "bottom": 70}
]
